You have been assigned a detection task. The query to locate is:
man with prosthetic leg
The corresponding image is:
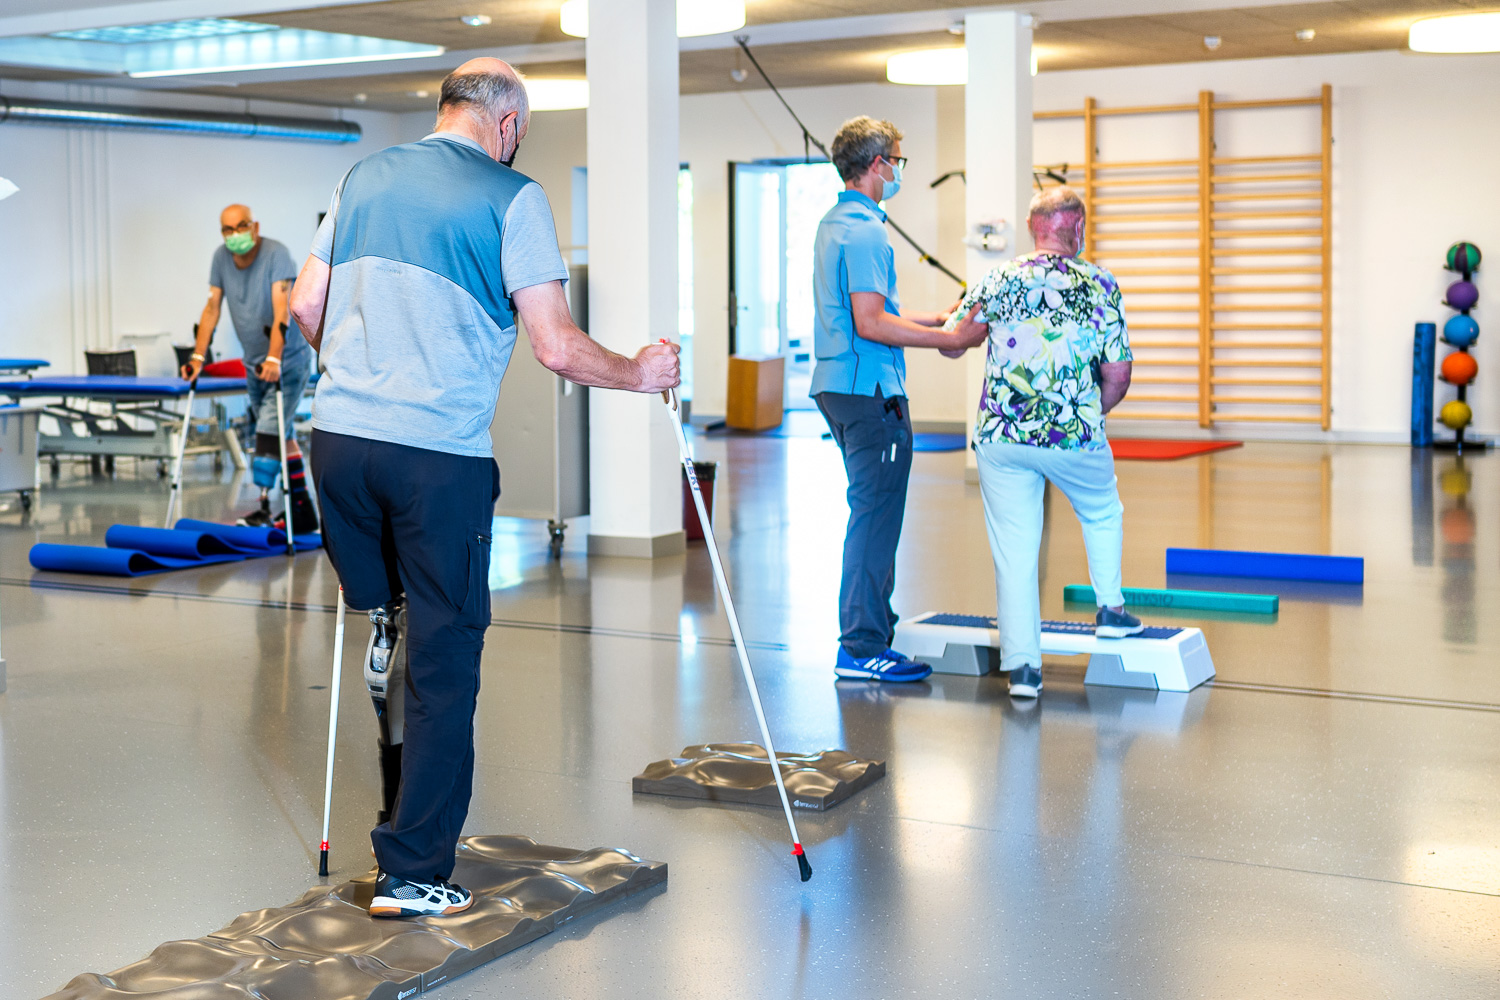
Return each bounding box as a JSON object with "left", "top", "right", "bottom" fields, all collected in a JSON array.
[{"left": 292, "top": 59, "right": 680, "bottom": 920}]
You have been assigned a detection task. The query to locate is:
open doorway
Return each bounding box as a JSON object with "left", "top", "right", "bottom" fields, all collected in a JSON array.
[{"left": 729, "top": 159, "right": 843, "bottom": 410}]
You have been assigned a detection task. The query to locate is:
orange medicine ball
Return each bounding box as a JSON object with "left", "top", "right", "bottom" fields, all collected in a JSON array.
[{"left": 1440, "top": 350, "right": 1478, "bottom": 385}]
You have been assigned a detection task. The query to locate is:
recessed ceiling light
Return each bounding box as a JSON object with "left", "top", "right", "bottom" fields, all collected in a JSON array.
[
  {"left": 353, "top": 92, "right": 368, "bottom": 103},
  {"left": 1409, "top": 12, "right": 1500, "bottom": 53},
  {"left": 459, "top": 14, "right": 492, "bottom": 27},
  {"left": 730, "top": 67, "right": 748, "bottom": 83},
  {"left": 525, "top": 78, "right": 589, "bottom": 110},
  {"left": 886, "top": 48, "right": 967, "bottom": 86},
  {"left": 1295, "top": 28, "right": 1315, "bottom": 42},
  {"left": 1203, "top": 35, "right": 1222, "bottom": 51},
  {"left": 410, "top": 89, "right": 430, "bottom": 98},
  {"left": 947, "top": 21, "right": 965, "bottom": 36},
  {"left": 559, "top": 0, "right": 744, "bottom": 38}
]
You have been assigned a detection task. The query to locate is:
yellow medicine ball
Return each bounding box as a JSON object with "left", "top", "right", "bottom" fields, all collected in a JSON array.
[{"left": 1439, "top": 399, "right": 1473, "bottom": 430}]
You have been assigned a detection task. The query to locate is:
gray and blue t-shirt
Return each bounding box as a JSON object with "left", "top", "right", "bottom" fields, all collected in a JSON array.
[
  {"left": 208, "top": 237, "right": 310, "bottom": 367},
  {"left": 309, "top": 132, "right": 569, "bottom": 458}
]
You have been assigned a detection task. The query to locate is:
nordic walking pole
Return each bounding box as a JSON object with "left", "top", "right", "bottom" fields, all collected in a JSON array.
[
  {"left": 272, "top": 375, "right": 294, "bottom": 556},
  {"left": 318, "top": 587, "right": 347, "bottom": 877},
  {"left": 164, "top": 373, "right": 197, "bottom": 527},
  {"left": 662, "top": 382, "right": 811, "bottom": 881}
]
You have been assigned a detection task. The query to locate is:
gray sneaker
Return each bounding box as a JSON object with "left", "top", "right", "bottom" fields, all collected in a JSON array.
[
  {"left": 1095, "top": 606, "right": 1145, "bottom": 638},
  {"left": 1008, "top": 665, "right": 1043, "bottom": 699}
]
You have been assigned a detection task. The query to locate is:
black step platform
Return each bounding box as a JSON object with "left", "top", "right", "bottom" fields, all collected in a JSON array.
[
  {"left": 633, "top": 742, "right": 886, "bottom": 811},
  {"left": 43, "top": 836, "right": 667, "bottom": 1000}
]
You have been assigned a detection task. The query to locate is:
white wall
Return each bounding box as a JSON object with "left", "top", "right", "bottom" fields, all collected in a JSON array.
[
  {"left": 1035, "top": 49, "right": 1500, "bottom": 440},
  {"left": 0, "top": 79, "right": 406, "bottom": 372},
  {"left": 20, "top": 48, "right": 1485, "bottom": 439},
  {"left": 513, "top": 83, "right": 963, "bottom": 422},
  {"left": 517, "top": 48, "right": 1500, "bottom": 438}
]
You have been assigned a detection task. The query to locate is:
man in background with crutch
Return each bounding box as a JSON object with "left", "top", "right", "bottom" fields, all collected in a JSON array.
[
  {"left": 182, "top": 203, "right": 318, "bottom": 532},
  {"left": 291, "top": 58, "right": 678, "bottom": 919}
]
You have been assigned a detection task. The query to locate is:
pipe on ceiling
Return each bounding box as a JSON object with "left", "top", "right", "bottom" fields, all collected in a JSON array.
[{"left": 0, "top": 95, "right": 361, "bottom": 143}]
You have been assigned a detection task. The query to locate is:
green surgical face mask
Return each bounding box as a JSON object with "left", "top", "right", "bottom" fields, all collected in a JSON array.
[{"left": 224, "top": 230, "right": 255, "bottom": 255}]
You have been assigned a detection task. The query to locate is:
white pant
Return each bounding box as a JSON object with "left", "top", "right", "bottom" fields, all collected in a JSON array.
[{"left": 975, "top": 441, "right": 1125, "bottom": 672}]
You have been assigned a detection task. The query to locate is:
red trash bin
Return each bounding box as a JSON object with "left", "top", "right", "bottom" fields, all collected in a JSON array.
[{"left": 682, "top": 461, "right": 716, "bottom": 541}]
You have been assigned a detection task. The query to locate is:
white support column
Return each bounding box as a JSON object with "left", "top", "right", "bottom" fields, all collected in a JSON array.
[
  {"left": 963, "top": 11, "right": 1033, "bottom": 478},
  {"left": 585, "top": 0, "right": 685, "bottom": 557}
]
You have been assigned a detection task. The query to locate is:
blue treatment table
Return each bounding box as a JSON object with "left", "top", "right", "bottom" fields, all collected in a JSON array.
[
  {"left": 0, "top": 358, "right": 50, "bottom": 376},
  {"left": 0, "top": 375, "right": 248, "bottom": 472}
]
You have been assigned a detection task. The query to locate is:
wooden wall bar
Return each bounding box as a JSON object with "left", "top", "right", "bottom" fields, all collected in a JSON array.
[{"left": 1034, "top": 86, "right": 1333, "bottom": 429}]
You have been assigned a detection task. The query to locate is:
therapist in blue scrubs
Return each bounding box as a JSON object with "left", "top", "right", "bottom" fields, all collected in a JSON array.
[{"left": 813, "top": 115, "right": 989, "bottom": 683}]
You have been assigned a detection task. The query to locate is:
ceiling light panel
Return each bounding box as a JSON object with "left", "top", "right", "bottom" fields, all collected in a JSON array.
[
  {"left": 50, "top": 18, "right": 277, "bottom": 44},
  {"left": 559, "top": 0, "right": 745, "bottom": 38},
  {"left": 886, "top": 48, "right": 967, "bottom": 86},
  {"left": 526, "top": 78, "right": 588, "bottom": 111},
  {"left": 1409, "top": 12, "right": 1500, "bottom": 53}
]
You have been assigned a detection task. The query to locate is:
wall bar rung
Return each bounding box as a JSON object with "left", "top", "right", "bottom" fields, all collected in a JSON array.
[{"left": 1211, "top": 154, "right": 1320, "bottom": 165}]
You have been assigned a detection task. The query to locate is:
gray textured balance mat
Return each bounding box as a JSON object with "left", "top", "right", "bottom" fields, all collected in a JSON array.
[
  {"left": 633, "top": 743, "right": 886, "bottom": 810},
  {"left": 42, "top": 835, "right": 667, "bottom": 1000}
]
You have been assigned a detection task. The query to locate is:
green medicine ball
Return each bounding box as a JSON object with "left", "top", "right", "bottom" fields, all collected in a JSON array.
[{"left": 1446, "top": 242, "right": 1482, "bottom": 273}]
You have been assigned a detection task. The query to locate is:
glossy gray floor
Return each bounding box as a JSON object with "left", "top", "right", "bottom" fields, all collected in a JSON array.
[{"left": 1, "top": 431, "right": 1497, "bottom": 999}]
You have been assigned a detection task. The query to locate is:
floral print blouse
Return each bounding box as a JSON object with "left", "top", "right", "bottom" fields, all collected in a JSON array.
[{"left": 948, "top": 251, "right": 1131, "bottom": 451}]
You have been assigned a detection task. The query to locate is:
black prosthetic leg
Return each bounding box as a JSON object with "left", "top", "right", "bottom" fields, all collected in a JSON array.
[{"left": 364, "top": 600, "right": 407, "bottom": 826}]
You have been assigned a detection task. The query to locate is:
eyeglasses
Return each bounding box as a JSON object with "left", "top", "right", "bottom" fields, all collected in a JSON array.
[
  {"left": 220, "top": 220, "right": 253, "bottom": 236},
  {"left": 881, "top": 155, "right": 908, "bottom": 171}
]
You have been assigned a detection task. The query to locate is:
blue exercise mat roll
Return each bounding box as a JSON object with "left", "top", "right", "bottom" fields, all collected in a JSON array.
[
  {"left": 1166, "top": 547, "right": 1364, "bottom": 584},
  {"left": 28, "top": 543, "right": 242, "bottom": 576},
  {"left": 29, "top": 519, "right": 321, "bottom": 577},
  {"left": 173, "top": 518, "right": 322, "bottom": 554}
]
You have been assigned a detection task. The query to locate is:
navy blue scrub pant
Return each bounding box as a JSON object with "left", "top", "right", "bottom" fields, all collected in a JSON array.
[
  {"left": 311, "top": 429, "right": 498, "bottom": 882},
  {"left": 814, "top": 390, "right": 913, "bottom": 659}
]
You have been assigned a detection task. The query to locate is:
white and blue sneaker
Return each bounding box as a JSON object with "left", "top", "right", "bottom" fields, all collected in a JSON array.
[
  {"left": 835, "top": 647, "right": 932, "bottom": 683},
  {"left": 1095, "top": 606, "right": 1145, "bottom": 638},
  {"left": 369, "top": 871, "right": 474, "bottom": 919}
]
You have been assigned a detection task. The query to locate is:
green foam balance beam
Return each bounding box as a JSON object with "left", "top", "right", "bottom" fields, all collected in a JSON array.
[{"left": 1064, "top": 584, "right": 1278, "bottom": 615}]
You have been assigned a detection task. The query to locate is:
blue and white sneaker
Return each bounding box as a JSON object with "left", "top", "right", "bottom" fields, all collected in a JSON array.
[
  {"left": 1008, "top": 665, "right": 1043, "bottom": 699},
  {"left": 835, "top": 647, "right": 933, "bottom": 683}
]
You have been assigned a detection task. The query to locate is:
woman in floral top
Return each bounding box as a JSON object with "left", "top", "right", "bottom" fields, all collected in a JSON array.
[{"left": 944, "top": 186, "right": 1144, "bottom": 699}]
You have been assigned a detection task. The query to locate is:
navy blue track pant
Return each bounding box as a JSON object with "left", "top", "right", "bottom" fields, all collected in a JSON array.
[
  {"left": 311, "top": 429, "right": 498, "bottom": 882},
  {"left": 814, "top": 390, "right": 913, "bottom": 659}
]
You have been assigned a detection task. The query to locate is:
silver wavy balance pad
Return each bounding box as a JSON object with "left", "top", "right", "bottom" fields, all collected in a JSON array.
[
  {"left": 633, "top": 743, "right": 886, "bottom": 811},
  {"left": 42, "top": 836, "right": 667, "bottom": 1000}
]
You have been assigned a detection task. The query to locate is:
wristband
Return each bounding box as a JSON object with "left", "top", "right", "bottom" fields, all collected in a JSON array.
[
  {"left": 262, "top": 356, "right": 281, "bottom": 367},
  {"left": 190, "top": 353, "right": 205, "bottom": 362}
]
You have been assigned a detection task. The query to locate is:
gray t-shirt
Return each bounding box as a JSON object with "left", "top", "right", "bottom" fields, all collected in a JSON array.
[
  {"left": 208, "top": 237, "right": 310, "bottom": 366},
  {"left": 308, "top": 132, "right": 569, "bottom": 457}
]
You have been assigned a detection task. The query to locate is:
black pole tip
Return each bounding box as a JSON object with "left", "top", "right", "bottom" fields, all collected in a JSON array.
[
  {"left": 797, "top": 852, "right": 812, "bottom": 882},
  {"left": 318, "top": 850, "right": 329, "bottom": 877}
]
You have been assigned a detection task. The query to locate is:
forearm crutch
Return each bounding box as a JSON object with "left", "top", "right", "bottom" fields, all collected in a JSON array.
[
  {"left": 272, "top": 376, "right": 294, "bottom": 555},
  {"left": 163, "top": 374, "right": 197, "bottom": 528},
  {"left": 318, "top": 587, "right": 347, "bottom": 876}
]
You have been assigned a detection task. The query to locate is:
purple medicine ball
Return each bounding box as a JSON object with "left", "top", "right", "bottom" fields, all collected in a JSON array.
[{"left": 1446, "top": 280, "right": 1479, "bottom": 312}]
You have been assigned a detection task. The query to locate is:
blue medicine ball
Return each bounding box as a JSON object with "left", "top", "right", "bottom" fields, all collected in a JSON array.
[{"left": 1443, "top": 313, "right": 1479, "bottom": 348}]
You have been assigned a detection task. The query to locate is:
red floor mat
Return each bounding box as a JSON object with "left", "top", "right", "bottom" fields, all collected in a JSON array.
[{"left": 1109, "top": 438, "right": 1243, "bottom": 460}]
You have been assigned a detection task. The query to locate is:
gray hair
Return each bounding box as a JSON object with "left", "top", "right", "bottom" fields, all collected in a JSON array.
[
  {"left": 831, "top": 116, "right": 903, "bottom": 182},
  {"left": 436, "top": 68, "right": 530, "bottom": 130},
  {"left": 1028, "top": 185, "right": 1086, "bottom": 240}
]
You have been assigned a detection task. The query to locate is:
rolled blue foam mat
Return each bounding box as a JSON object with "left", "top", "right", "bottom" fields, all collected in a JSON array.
[
  {"left": 29, "top": 519, "right": 320, "bottom": 577},
  {"left": 1166, "top": 547, "right": 1363, "bottom": 584}
]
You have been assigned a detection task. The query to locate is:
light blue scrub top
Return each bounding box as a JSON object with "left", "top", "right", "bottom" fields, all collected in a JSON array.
[{"left": 809, "top": 190, "right": 906, "bottom": 399}]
